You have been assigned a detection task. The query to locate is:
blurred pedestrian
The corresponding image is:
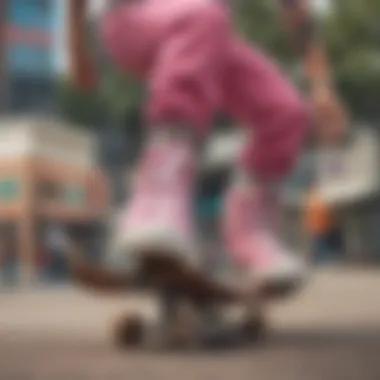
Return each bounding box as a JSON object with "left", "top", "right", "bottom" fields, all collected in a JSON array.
[
  {"left": 304, "top": 189, "right": 333, "bottom": 264},
  {"left": 45, "top": 224, "right": 69, "bottom": 282}
]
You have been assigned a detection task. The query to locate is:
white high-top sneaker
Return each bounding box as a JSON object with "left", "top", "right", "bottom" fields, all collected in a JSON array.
[
  {"left": 222, "top": 182, "right": 307, "bottom": 298},
  {"left": 114, "top": 136, "right": 200, "bottom": 270}
]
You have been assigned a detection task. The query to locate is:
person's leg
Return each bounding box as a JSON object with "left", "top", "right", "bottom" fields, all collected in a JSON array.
[
  {"left": 101, "top": 0, "right": 230, "bottom": 266},
  {"left": 221, "top": 38, "right": 308, "bottom": 180},
  {"left": 145, "top": 2, "right": 230, "bottom": 134},
  {"left": 221, "top": 39, "right": 309, "bottom": 293}
]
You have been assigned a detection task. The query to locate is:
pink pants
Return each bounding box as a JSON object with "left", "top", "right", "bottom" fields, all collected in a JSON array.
[{"left": 101, "top": 0, "right": 309, "bottom": 180}]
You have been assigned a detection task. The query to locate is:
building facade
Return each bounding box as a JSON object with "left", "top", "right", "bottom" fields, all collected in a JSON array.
[
  {"left": 0, "top": 116, "right": 109, "bottom": 283},
  {"left": 0, "top": 0, "right": 56, "bottom": 112}
]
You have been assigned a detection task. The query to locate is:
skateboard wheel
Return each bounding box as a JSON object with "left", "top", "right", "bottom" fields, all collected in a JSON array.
[{"left": 113, "top": 313, "right": 144, "bottom": 348}]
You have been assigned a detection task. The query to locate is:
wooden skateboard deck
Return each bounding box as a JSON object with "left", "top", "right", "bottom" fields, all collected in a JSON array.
[{"left": 69, "top": 243, "right": 251, "bottom": 302}]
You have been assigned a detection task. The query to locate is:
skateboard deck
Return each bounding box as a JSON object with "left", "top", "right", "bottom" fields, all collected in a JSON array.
[
  {"left": 68, "top": 243, "right": 267, "bottom": 349},
  {"left": 68, "top": 243, "right": 268, "bottom": 302}
]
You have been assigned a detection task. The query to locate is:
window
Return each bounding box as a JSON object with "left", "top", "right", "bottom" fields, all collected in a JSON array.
[
  {"left": 38, "top": 182, "right": 86, "bottom": 205},
  {"left": 38, "top": 181, "right": 60, "bottom": 201},
  {"left": 7, "top": 44, "right": 53, "bottom": 74},
  {"left": 8, "top": 75, "right": 54, "bottom": 112},
  {"left": 64, "top": 186, "right": 86, "bottom": 206},
  {"left": 9, "top": 0, "right": 52, "bottom": 30},
  {"left": 0, "top": 178, "right": 20, "bottom": 201}
]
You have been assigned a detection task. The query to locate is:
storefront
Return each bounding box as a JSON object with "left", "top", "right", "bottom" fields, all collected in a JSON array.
[{"left": 0, "top": 116, "right": 109, "bottom": 284}]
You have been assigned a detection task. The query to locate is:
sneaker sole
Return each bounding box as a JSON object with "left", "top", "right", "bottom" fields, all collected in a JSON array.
[
  {"left": 132, "top": 250, "right": 240, "bottom": 302},
  {"left": 70, "top": 239, "right": 305, "bottom": 303},
  {"left": 70, "top": 240, "right": 239, "bottom": 302}
]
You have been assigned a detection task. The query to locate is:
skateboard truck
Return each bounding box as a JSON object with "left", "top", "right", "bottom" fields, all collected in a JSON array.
[{"left": 69, "top": 242, "right": 268, "bottom": 350}]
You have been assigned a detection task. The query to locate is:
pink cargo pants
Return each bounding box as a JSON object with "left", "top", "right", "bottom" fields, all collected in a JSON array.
[{"left": 101, "top": 0, "right": 308, "bottom": 180}]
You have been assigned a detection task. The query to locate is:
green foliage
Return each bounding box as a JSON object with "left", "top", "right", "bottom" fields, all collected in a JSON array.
[
  {"left": 236, "top": 0, "right": 380, "bottom": 120},
  {"left": 57, "top": 69, "right": 144, "bottom": 129},
  {"left": 235, "top": 1, "right": 292, "bottom": 65},
  {"left": 324, "top": 0, "right": 380, "bottom": 119},
  {"left": 57, "top": 77, "right": 105, "bottom": 127},
  {"left": 58, "top": 1, "right": 380, "bottom": 128},
  {"left": 100, "top": 70, "right": 144, "bottom": 124}
]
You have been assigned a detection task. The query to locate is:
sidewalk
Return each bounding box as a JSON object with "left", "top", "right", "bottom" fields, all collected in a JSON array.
[
  {"left": 1, "top": 267, "right": 380, "bottom": 380},
  {"left": 1, "top": 267, "right": 380, "bottom": 334}
]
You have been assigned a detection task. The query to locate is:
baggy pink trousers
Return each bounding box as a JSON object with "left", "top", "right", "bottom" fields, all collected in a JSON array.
[{"left": 101, "top": 0, "right": 309, "bottom": 180}]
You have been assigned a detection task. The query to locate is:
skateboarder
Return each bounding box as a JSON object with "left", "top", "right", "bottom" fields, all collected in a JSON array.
[{"left": 68, "top": 0, "right": 346, "bottom": 296}]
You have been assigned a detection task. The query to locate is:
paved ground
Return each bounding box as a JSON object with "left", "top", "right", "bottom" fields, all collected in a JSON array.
[{"left": 1, "top": 267, "right": 380, "bottom": 380}]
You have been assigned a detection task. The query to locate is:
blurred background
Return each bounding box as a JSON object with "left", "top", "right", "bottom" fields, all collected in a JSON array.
[
  {"left": 0, "top": 1, "right": 380, "bottom": 379},
  {"left": 0, "top": 0, "right": 379, "bottom": 287}
]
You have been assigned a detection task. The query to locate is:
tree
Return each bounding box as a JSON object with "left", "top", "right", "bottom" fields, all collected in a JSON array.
[
  {"left": 57, "top": 77, "right": 106, "bottom": 127},
  {"left": 323, "top": 0, "right": 380, "bottom": 120},
  {"left": 59, "top": 0, "right": 379, "bottom": 128},
  {"left": 237, "top": 0, "right": 380, "bottom": 121},
  {"left": 236, "top": 1, "right": 292, "bottom": 65}
]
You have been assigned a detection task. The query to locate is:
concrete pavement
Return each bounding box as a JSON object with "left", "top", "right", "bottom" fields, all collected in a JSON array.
[{"left": 1, "top": 267, "right": 380, "bottom": 380}]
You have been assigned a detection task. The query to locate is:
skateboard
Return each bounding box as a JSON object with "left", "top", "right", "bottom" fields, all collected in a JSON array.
[{"left": 69, "top": 243, "right": 268, "bottom": 350}]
